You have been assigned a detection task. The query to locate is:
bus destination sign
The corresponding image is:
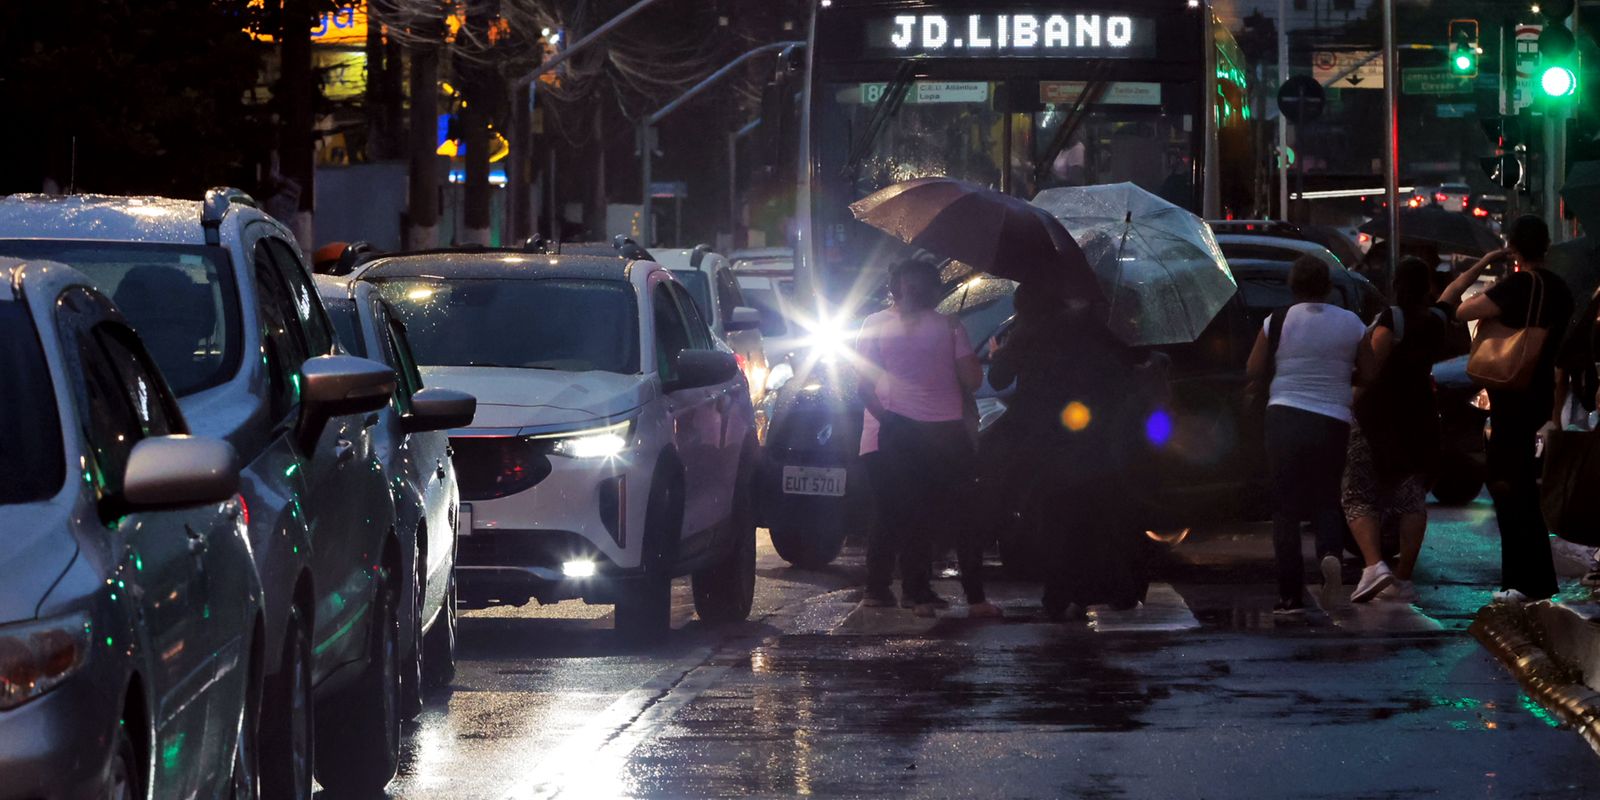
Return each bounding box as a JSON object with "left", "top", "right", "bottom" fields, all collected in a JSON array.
[{"left": 869, "top": 12, "right": 1155, "bottom": 58}]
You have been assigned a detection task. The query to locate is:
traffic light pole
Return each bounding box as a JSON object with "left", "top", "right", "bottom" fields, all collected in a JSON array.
[
  {"left": 1383, "top": 0, "right": 1400, "bottom": 279},
  {"left": 1278, "top": 0, "right": 1289, "bottom": 220}
]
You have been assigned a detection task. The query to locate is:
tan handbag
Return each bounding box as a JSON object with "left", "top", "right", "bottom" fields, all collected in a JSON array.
[{"left": 1467, "top": 272, "right": 1548, "bottom": 391}]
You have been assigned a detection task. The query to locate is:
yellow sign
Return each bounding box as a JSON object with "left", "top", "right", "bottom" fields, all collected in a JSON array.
[{"left": 249, "top": 1, "right": 368, "bottom": 46}]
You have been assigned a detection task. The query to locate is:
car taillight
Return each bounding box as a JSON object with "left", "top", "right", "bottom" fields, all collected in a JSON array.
[
  {"left": 1472, "top": 207, "right": 1489, "bottom": 217},
  {"left": 1435, "top": 192, "right": 1447, "bottom": 203},
  {"left": 1460, "top": 197, "right": 1470, "bottom": 209},
  {"left": 450, "top": 437, "right": 552, "bottom": 501},
  {"left": 0, "top": 613, "right": 92, "bottom": 710}
]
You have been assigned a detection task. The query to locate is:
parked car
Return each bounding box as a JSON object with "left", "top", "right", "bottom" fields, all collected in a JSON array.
[
  {"left": 316, "top": 275, "right": 477, "bottom": 715},
  {"left": 0, "top": 260, "right": 261, "bottom": 799},
  {"left": 653, "top": 245, "right": 770, "bottom": 401},
  {"left": 357, "top": 251, "right": 759, "bottom": 641},
  {"left": 1213, "top": 233, "right": 1345, "bottom": 271},
  {"left": 1433, "top": 183, "right": 1473, "bottom": 213},
  {"left": 0, "top": 189, "right": 406, "bottom": 798}
]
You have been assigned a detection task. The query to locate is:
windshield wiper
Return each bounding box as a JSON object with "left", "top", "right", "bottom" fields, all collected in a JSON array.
[
  {"left": 1034, "top": 64, "right": 1111, "bottom": 186},
  {"left": 841, "top": 59, "right": 917, "bottom": 181}
]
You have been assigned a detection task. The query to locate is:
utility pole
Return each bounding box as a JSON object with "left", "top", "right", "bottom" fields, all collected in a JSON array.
[
  {"left": 1277, "top": 0, "right": 1289, "bottom": 220},
  {"left": 1382, "top": 0, "right": 1399, "bottom": 279}
]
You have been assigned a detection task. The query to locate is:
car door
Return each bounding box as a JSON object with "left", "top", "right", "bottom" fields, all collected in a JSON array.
[
  {"left": 650, "top": 278, "right": 722, "bottom": 545},
  {"left": 669, "top": 280, "right": 746, "bottom": 534},
  {"left": 54, "top": 291, "right": 217, "bottom": 796},
  {"left": 253, "top": 234, "right": 386, "bottom": 674}
]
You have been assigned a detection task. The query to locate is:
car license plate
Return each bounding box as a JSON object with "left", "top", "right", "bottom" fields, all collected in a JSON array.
[
  {"left": 782, "top": 467, "right": 847, "bottom": 497},
  {"left": 458, "top": 503, "right": 473, "bottom": 537}
]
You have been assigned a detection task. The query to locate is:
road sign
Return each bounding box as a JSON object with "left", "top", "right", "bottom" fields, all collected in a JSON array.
[
  {"left": 1512, "top": 24, "right": 1542, "bottom": 112},
  {"left": 1403, "top": 67, "right": 1474, "bottom": 95},
  {"left": 1313, "top": 50, "right": 1384, "bottom": 89},
  {"left": 1277, "top": 75, "right": 1326, "bottom": 124}
]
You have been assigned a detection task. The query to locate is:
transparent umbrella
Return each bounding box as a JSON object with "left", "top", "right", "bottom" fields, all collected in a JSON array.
[{"left": 1033, "top": 183, "right": 1237, "bottom": 346}]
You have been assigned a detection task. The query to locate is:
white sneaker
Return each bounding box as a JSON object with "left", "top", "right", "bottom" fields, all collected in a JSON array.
[
  {"left": 1319, "top": 555, "right": 1343, "bottom": 609},
  {"left": 1492, "top": 588, "right": 1531, "bottom": 605},
  {"left": 1351, "top": 563, "right": 1396, "bottom": 603}
]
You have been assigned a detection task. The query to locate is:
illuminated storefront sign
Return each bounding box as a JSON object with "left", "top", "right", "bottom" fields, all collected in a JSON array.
[{"left": 867, "top": 12, "right": 1153, "bottom": 58}]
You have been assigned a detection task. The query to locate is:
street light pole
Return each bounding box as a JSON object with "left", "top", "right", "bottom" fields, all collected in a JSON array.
[
  {"left": 1278, "top": 0, "right": 1289, "bottom": 220},
  {"left": 1383, "top": 0, "right": 1399, "bottom": 280},
  {"left": 639, "top": 41, "right": 804, "bottom": 246}
]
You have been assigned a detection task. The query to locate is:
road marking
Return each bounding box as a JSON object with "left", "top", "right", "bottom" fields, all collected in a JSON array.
[{"left": 502, "top": 647, "right": 719, "bottom": 800}]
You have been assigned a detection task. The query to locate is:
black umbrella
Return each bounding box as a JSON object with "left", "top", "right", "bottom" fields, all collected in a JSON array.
[
  {"left": 1562, "top": 160, "right": 1600, "bottom": 233},
  {"left": 1359, "top": 205, "right": 1502, "bottom": 257}
]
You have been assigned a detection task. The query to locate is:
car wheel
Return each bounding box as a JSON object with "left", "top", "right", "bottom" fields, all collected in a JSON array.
[
  {"left": 692, "top": 458, "right": 757, "bottom": 624},
  {"left": 260, "top": 607, "right": 313, "bottom": 800},
  {"left": 230, "top": 639, "right": 263, "bottom": 800},
  {"left": 400, "top": 549, "right": 425, "bottom": 719},
  {"left": 422, "top": 571, "right": 458, "bottom": 689},
  {"left": 616, "top": 469, "right": 679, "bottom": 643},
  {"left": 109, "top": 720, "right": 140, "bottom": 800},
  {"left": 314, "top": 567, "right": 402, "bottom": 794},
  {"left": 770, "top": 524, "right": 846, "bottom": 569}
]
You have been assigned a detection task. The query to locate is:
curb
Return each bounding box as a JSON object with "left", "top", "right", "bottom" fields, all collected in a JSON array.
[{"left": 1470, "top": 601, "right": 1600, "bottom": 754}]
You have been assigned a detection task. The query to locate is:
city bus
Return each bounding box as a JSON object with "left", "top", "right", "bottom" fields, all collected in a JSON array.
[{"left": 789, "top": 0, "right": 1253, "bottom": 302}]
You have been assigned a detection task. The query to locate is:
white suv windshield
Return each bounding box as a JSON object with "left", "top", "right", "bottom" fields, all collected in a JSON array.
[
  {"left": 0, "top": 241, "right": 240, "bottom": 396},
  {"left": 374, "top": 278, "right": 640, "bottom": 374}
]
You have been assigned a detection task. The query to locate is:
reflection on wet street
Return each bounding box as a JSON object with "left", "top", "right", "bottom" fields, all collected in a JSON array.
[{"left": 364, "top": 500, "right": 1600, "bottom": 799}]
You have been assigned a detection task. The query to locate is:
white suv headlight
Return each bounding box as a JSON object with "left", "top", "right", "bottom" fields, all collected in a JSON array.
[
  {"left": 539, "top": 420, "right": 633, "bottom": 459},
  {"left": 0, "top": 612, "right": 93, "bottom": 710}
]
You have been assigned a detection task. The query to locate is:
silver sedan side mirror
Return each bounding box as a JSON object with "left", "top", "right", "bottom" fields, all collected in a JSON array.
[{"left": 122, "top": 436, "right": 240, "bottom": 510}]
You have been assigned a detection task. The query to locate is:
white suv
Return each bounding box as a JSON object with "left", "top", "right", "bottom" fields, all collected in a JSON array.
[{"left": 357, "top": 250, "right": 759, "bottom": 640}]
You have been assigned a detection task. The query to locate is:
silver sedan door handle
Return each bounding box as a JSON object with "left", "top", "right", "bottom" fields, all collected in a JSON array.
[{"left": 335, "top": 438, "right": 356, "bottom": 463}]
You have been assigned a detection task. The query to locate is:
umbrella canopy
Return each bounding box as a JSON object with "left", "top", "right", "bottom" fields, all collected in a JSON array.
[
  {"left": 1358, "top": 205, "right": 1501, "bottom": 257},
  {"left": 1033, "top": 183, "right": 1237, "bottom": 346},
  {"left": 1562, "top": 160, "right": 1600, "bottom": 233},
  {"left": 848, "top": 177, "right": 1102, "bottom": 301}
]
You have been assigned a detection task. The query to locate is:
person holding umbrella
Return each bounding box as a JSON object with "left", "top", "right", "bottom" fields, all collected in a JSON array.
[{"left": 856, "top": 259, "right": 999, "bottom": 618}]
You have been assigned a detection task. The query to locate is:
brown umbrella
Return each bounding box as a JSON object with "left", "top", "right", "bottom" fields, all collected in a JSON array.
[{"left": 849, "top": 177, "right": 1103, "bottom": 301}]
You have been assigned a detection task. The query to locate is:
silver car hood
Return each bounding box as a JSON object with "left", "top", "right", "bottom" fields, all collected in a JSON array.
[
  {"left": 0, "top": 503, "right": 77, "bottom": 625},
  {"left": 421, "top": 366, "right": 655, "bottom": 430}
]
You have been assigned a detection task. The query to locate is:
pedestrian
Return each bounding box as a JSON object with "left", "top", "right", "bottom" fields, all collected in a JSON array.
[
  {"left": 1246, "top": 255, "right": 1377, "bottom": 615},
  {"left": 987, "top": 281, "right": 1157, "bottom": 619},
  {"left": 1456, "top": 215, "right": 1576, "bottom": 603},
  {"left": 857, "top": 259, "right": 999, "bottom": 618},
  {"left": 1341, "top": 257, "right": 1454, "bottom": 603}
]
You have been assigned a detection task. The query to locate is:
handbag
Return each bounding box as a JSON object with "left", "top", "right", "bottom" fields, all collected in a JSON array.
[
  {"left": 1467, "top": 272, "right": 1548, "bottom": 391},
  {"left": 1541, "top": 428, "right": 1600, "bottom": 546}
]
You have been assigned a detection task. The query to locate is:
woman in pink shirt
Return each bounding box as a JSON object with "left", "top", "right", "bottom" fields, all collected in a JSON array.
[{"left": 857, "top": 260, "right": 998, "bottom": 617}]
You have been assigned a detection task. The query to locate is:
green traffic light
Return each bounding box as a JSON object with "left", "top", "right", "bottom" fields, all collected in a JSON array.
[
  {"left": 1541, "top": 65, "right": 1578, "bottom": 97},
  {"left": 1453, "top": 53, "right": 1475, "bottom": 74}
]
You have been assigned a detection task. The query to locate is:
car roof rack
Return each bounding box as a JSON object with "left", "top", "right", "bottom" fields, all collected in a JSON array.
[
  {"left": 689, "top": 243, "right": 712, "bottom": 268},
  {"left": 613, "top": 235, "right": 655, "bottom": 262},
  {"left": 201, "top": 187, "right": 258, "bottom": 245}
]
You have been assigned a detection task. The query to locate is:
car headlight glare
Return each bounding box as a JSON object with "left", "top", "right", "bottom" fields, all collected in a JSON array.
[
  {"left": 764, "top": 362, "right": 795, "bottom": 393},
  {"left": 542, "top": 420, "right": 632, "bottom": 459},
  {"left": 0, "top": 612, "right": 93, "bottom": 710},
  {"left": 799, "top": 316, "right": 854, "bottom": 361}
]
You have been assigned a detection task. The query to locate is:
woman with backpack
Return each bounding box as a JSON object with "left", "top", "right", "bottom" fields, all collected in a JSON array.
[
  {"left": 1341, "top": 257, "right": 1456, "bottom": 603},
  {"left": 1246, "top": 256, "right": 1378, "bottom": 615}
]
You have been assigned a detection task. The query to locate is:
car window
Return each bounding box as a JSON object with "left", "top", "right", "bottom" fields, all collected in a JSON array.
[
  {"left": 374, "top": 278, "right": 640, "bottom": 374},
  {"left": 0, "top": 240, "right": 241, "bottom": 396},
  {"left": 938, "top": 276, "right": 1018, "bottom": 349},
  {"left": 95, "top": 324, "right": 183, "bottom": 438},
  {"left": 379, "top": 308, "right": 424, "bottom": 415},
  {"left": 652, "top": 284, "right": 693, "bottom": 382},
  {"left": 264, "top": 239, "right": 335, "bottom": 358},
  {"left": 714, "top": 267, "right": 743, "bottom": 323},
  {"left": 325, "top": 298, "right": 365, "bottom": 358},
  {"left": 0, "top": 300, "right": 64, "bottom": 504},
  {"left": 56, "top": 290, "right": 144, "bottom": 502},
  {"left": 735, "top": 275, "right": 791, "bottom": 337},
  {"left": 669, "top": 270, "right": 714, "bottom": 323},
  {"left": 670, "top": 283, "right": 714, "bottom": 350},
  {"left": 254, "top": 240, "right": 312, "bottom": 422}
]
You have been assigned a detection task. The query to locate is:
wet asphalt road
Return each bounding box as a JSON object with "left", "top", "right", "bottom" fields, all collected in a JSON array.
[{"left": 347, "top": 499, "right": 1600, "bottom": 799}]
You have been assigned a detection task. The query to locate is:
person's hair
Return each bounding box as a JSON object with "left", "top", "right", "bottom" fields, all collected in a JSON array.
[
  {"left": 889, "top": 259, "right": 942, "bottom": 310},
  {"left": 1288, "top": 255, "right": 1332, "bottom": 301},
  {"left": 1393, "top": 255, "right": 1432, "bottom": 310},
  {"left": 1507, "top": 214, "right": 1550, "bottom": 263}
]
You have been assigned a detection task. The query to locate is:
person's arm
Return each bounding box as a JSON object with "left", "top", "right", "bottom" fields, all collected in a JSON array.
[
  {"left": 1554, "top": 367, "right": 1570, "bottom": 427},
  {"left": 856, "top": 318, "right": 887, "bottom": 421},
  {"left": 950, "top": 318, "right": 983, "bottom": 394},
  {"left": 1448, "top": 248, "right": 1510, "bottom": 320},
  {"left": 1245, "top": 329, "right": 1271, "bottom": 382},
  {"left": 1354, "top": 324, "right": 1389, "bottom": 389}
]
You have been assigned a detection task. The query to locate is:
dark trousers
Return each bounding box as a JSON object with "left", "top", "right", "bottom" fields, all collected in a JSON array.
[
  {"left": 1487, "top": 395, "right": 1559, "bottom": 600},
  {"left": 1265, "top": 406, "right": 1350, "bottom": 601},
  {"left": 867, "top": 414, "right": 982, "bottom": 602},
  {"left": 1039, "top": 480, "right": 1142, "bottom": 612}
]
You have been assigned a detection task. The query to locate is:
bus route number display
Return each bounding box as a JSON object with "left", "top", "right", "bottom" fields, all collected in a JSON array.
[{"left": 870, "top": 12, "right": 1154, "bottom": 58}]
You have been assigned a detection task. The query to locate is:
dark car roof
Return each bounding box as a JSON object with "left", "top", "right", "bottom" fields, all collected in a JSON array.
[{"left": 357, "top": 252, "right": 638, "bottom": 283}]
